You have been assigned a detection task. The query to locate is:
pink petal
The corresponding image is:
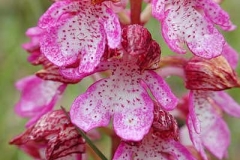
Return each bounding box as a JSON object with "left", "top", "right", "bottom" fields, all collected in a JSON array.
[
  {"left": 188, "top": 91, "right": 201, "bottom": 133},
  {"left": 143, "top": 71, "right": 178, "bottom": 111},
  {"left": 201, "top": 118, "right": 230, "bottom": 159},
  {"left": 153, "top": 0, "right": 225, "bottom": 58},
  {"left": 70, "top": 80, "right": 112, "bottom": 132},
  {"left": 15, "top": 75, "right": 66, "bottom": 126},
  {"left": 113, "top": 134, "right": 195, "bottom": 160},
  {"left": 152, "top": 0, "right": 168, "bottom": 20},
  {"left": 187, "top": 91, "right": 230, "bottom": 159},
  {"left": 104, "top": 0, "right": 128, "bottom": 13},
  {"left": 222, "top": 43, "right": 239, "bottom": 69},
  {"left": 113, "top": 91, "right": 153, "bottom": 141},
  {"left": 60, "top": 61, "right": 110, "bottom": 81},
  {"left": 212, "top": 91, "right": 240, "bottom": 117},
  {"left": 102, "top": 7, "right": 122, "bottom": 48},
  {"left": 22, "top": 27, "right": 44, "bottom": 52},
  {"left": 187, "top": 117, "right": 208, "bottom": 160},
  {"left": 38, "top": 0, "right": 121, "bottom": 73},
  {"left": 197, "top": 0, "right": 236, "bottom": 31}
]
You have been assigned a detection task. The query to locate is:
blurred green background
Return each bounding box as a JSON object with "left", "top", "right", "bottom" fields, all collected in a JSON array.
[{"left": 0, "top": 0, "right": 240, "bottom": 159}]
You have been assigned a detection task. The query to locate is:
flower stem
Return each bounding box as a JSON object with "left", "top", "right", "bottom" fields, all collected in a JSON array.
[{"left": 130, "top": 0, "right": 142, "bottom": 24}]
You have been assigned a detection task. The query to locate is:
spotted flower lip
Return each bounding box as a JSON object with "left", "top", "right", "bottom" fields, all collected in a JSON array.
[
  {"left": 15, "top": 75, "right": 66, "bottom": 127},
  {"left": 113, "top": 108, "right": 194, "bottom": 160},
  {"left": 151, "top": 0, "right": 235, "bottom": 58},
  {"left": 10, "top": 110, "right": 85, "bottom": 160},
  {"left": 38, "top": 0, "right": 121, "bottom": 73},
  {"left": 70, "top": 54, "right": 177, "bottom": 141}
]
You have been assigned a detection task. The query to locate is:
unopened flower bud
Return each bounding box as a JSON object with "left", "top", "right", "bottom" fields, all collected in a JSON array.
[
  {"left": 185, "top": 56, "right": 240, "bottom": 91},
  {"left": 122, "top": 25, "right": 161, "bottom": 71},
  {"left": 10, "top": 110, "right": 85, "bottom": 160},
  {"left": 152, "top": 109, "right": 179, "bottom": 141}
]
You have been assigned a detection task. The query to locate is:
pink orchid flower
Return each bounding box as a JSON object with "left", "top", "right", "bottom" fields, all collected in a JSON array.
[
  {"left": 38, "top": 0, "right": 121, "bottom": 73},
  {"left": 113, "top": 107, "right": 195, "bottom": 160},
  {"left": 158, "top": 54, "right": 240, "bottom": 159},
  {"left": 152, "top": 0, "right": 235, "bottom": 58},
  {"left": 70, "top": 25, "right": 178, "bottom": 141},
  {"left": 15, "top": 75, "right": 66, "bottom": 127}
]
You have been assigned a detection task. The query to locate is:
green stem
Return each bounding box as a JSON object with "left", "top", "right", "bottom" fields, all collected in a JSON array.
[{"left": 61, "top": 107, "right": 108, "bottom": 160}]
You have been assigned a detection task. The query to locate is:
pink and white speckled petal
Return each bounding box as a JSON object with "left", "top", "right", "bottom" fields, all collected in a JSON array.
[
  {"left": 191, "top": 91, "right": 218, "bottom": 130},
  {"left": 187, "top": 117, "right": 208, "bottom": 160},
  {"left": 113, "top": 92, "right": 153, "bottom": 141},
  {"left": 222, "top": 43, "right": 239, "bottom": 69},
  {"left": 15, "top": 75, "right": 66, "bottom": 126},
  {"left": 113, "top": 134, "right": 195, "bottom": 160},
  {"left": 60, "top": 61, "right": 110, "bottom": 81},
  {"left": 213, "top": 91, "right": 240, "bottom": 117},
  {"left": 40, "top": 12, "right": 105, "bottom": 71},
  {"left": 201, "top": 118, "right": 230, "bottom": 159},
  {"left": 187, "top": 91, "right": 230, "bottom": 159},
  {"left": 197, "top": 0, "right": 236, "bottom": 31},
  {"left": 152, "top": 0, "right": 166, "bottom": 20},
  {"left": 38, "top": 0, "right": 82, "bottom": 29},
  {"left": 104, "top": 0, "right": 128, "bottom": 13},
  {"left": 187, "top": 29, "right": 224, "bottom": 58},
  {"left": 188, "top": 91, "right": 201, "bottom": 133},
  {"left": 161, "top": 17, "right": 186, "bottom": 54},
  {"left": 163, "top": 3, "right": 224, "bottom": 58},
  {"left": 102, "top": 8, "right": 121, "bottom": 48},
  {"left": 188, "top": 114, "right": 230, "bottom": 160},
  {"left": 70, "top": 80, "right": 111, "bottom": 132},
  {"left": 143, "top": 71, "right": 178, "bottom": 111},
  {"left": 40, "top": 15, "right": 80, "bottom": 67}
]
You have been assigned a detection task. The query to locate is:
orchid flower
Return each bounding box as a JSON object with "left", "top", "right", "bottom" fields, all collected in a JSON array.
[
  {"left": 11, "top": 0, "right": 240, "bottom": 159},
  {"left": 151, "top": 0, "right": 235, "bottom": 58},
  {"left": 10, "top": 110, "right": 85, "bottom": 160},
  {"left": 185, "top": 56, "right": 240, "bottom": 159},
  {"left": 157, "top": 53, "right": 240, "bottom": 159},
  {"left": 113, "top": 106, "right": 195, "bottom": 160},
  {"left": 70, "top": 25, "right": 178, "bottom": 141},
  {"left": 38, "top": 0, "right": 121, "bottom": 73},
  {"left": 15, "top": 75, "right": 66, "bottom": 127}
]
